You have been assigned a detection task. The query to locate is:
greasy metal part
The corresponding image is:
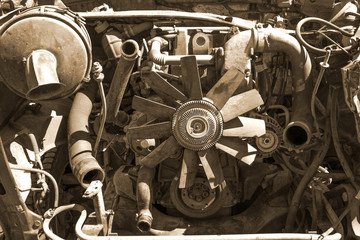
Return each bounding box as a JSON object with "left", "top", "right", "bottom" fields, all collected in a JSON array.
[
  {"left": 174, "top": 29, "right": 189, "bottom": 55},
  {"left": 102, "top": 23, "right": 152, "bottom": 60},
  {"left": 192, "top": 32, "right": 211, "bottom": 55},
  {"left": 0, "top": 137, "right": 42, "bottom": 240},
  {"left": 172, "top": 100, "right": 223, "bottom": 151},
  {"left": 170, "top": 176, "right": 225, "bottom": 218},
  {"left": 106, "top": 39, "right": 140, "bottom": 124},
  {"left": 223, "top": 30, "right": 252, "bottom": 73},
  {"left": 137, "top": 166, "right": 155, "bottom": 232},
  {"left": 255, "top": 116, "right": 282, "bottom": 158},
  {"left": 27, "top": 132, "right": 49, "bottom": 197},
  {"left": 92, "top": 62, "right": 106, "bottom": 157},
  {"left": 102, "top": 30, "right": 123, "bottom": 60},
  {"left": 78, "top": 10, "right": 256, "bottom": 30},
  {"left": 0, "top": 5, "right": 92, "bottom": 100},
  {"left": 148, "top": 37, "right": 214, "bottom": 65},
  {"left": 140, "top": 136, "right": 182, "bottom": 168},
  {"left": 68, "top": 80, "right": 105, "bottom": 188},
  {"left": 83, "top": 180, "right": 108, "bottom": 235},
  {"left": 311, "top": 49, "right": 331, "bottom": 136},
  {"left": 284, "top": 86, "right": 332, "bottom": 232}
]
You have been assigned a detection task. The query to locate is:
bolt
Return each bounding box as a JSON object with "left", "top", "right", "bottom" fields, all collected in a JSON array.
[
  {"left": 16, "top": 205, "right": 24, "bottom": 212},
  {"left": 195, "top": 196, "right": 203, "bottom": 202},
  {"left": 33, "top": 220, "right": 41, "bottom": 229}
]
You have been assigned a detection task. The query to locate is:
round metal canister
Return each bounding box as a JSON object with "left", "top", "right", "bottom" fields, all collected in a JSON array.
[{"left": 0, "top": 6, "right": 92, "bottom": 101}]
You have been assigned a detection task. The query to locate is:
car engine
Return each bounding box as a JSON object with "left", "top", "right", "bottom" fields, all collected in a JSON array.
[{"left": 0, "top": 0, "right": 359, "bottom": 239}]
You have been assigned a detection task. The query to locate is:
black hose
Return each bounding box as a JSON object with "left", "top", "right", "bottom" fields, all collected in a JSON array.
[
  {"left": 279, "top": 153, "right": 348, "bottom": 181},
  {"left": 284, "top": 87, "right": 333, "bottom": 232}
]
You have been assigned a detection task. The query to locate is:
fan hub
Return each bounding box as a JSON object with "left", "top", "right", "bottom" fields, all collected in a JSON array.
[{"left": 172, "top": 100, "right": 223, "bottom": 151}]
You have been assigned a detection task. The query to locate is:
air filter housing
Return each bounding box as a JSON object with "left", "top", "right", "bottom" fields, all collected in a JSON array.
[{"left": 0, "top": 6, "right": 92, "bottom": 101}]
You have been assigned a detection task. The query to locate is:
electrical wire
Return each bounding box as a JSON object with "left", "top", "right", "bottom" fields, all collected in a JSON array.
[
  {"left": 10, "top": 166, "right": 59, "bottom": 208},
  {"left": 93, "top": 80, "right": 107, "bottom": 157},
  {"left": 296, "top": 17, "right": 354, "bottom": 54}
]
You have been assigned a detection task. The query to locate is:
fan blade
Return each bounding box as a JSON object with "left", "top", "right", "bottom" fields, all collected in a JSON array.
[
  {"left": 223, "top": 116, "right": 266, "bottom": 138},
  {"left": 215, "top": 137, "right": 257, "bottom": 165},
  {"left": 128, "top": 122, "right": 172, "bottom": 139},
  {"left": 179, "top": 149, "right": 199, "bottom": 189},
  {"left": 141, "top": 136, "right": 182, "bottom": 168},
  {"left": 146, "top": 72, "right": 187, "bottom": 104},
  {"left": 132, "top": 96, "right": 175, "bottom": 121},
  {"left": 198, "top": 147, "right": 225, "bottom": 189},
  {"left": 206, "top": 67, "right": 245, "bottom": 110},
  {"left": 220, "top": 89, "right": 264, "bottom": 122},
  {"left": 181, "top": 56, "right": 203, "bottom": 100}
]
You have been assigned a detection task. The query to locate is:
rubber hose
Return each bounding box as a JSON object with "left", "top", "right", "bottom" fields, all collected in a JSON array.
[{"left": 68, "top": 80, "right": 105, "bottom": 188}]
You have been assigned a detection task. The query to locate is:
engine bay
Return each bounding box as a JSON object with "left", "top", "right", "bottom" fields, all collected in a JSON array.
[{"left": 0, "top": 0, "right": 359, "bottom": 239}]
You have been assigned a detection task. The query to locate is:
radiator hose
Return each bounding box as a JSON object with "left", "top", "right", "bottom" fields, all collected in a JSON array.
[
  {"left": 254, "top": 27, "right": 313, "bottom": 149},
  {"left": 68, "top": 80, "right": 105, "bottom": 188}
]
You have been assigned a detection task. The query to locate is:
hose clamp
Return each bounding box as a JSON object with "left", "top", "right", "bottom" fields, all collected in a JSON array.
[{"left": 252, "top": 23, "right": 270, "bottom": 52}]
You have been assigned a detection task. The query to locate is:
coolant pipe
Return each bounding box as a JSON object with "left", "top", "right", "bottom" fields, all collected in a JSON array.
[
  {"left": 137, "top": 166, "right": 155, "bottom": 232},
  {"left": 254, "top": 28, "right": 313, "bottom": 149},
  {"left": 68, "top": 80, "right": 105, "bottom": 188},
  {"left": 106, "top": 39, "right": 139, "bottom": 124},
  {"left": 148, "top": 37, "right": 214, "bottom": 65},
  {"left": 43, "top": 204, "right": 342, "bottom": 240}
]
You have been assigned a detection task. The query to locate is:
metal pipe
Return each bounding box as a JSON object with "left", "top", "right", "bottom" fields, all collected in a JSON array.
[
  {"left": 255, "top": 28, "right": 313, "bottom": 149},
  {"left": 10, "top": 166, "right": 59, "bottom": 208},
  {"left": 76, "top": 231, "right": 342, "bottom": 240},
  {"left": 136, "top": 166, "right": 155, "bottom": 232},
  {"left": 43, "top": 204, "right": 85, "bottom": 240},
  {"left": 106, "top": 39, "right": 139, "bottom": 124},
  {"left": 148, "top": 37, "right": 214, "bottom": 65},
  {"left": 78, "top": 10, "right": 256, "bottom": 30},
  {"left": 68, "top": 80, "right": 105, "bottom": 188},
  {"left": 43, "top": 203, "right": 342, "bottom": 240}
]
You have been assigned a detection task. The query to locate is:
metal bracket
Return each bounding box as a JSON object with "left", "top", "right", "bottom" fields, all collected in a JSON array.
[{"left": 82, "top": 180, "right": 112, "bottom": 236}]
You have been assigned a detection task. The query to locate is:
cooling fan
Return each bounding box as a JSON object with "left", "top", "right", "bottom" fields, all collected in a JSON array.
[{"left": 128, "top": 56, "right": 266, "bottom": 189}]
